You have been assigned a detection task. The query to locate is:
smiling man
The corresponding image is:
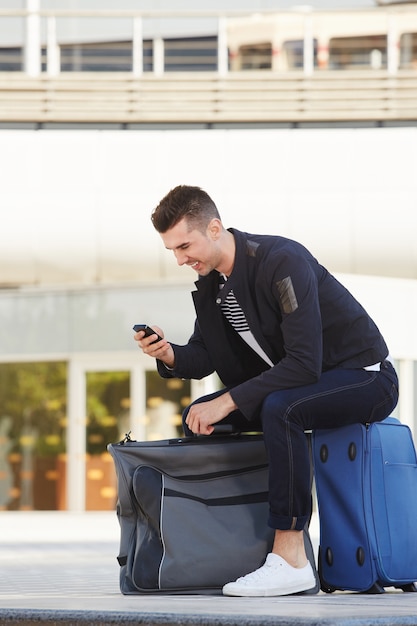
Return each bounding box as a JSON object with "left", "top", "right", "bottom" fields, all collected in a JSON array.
[{"left": 134, "top": 184, "right": 398, "bottom": 597}]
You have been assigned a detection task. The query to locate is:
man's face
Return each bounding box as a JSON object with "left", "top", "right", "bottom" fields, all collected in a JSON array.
[{"left": 160, "top": 217, "right": 221, "bottom": 276}]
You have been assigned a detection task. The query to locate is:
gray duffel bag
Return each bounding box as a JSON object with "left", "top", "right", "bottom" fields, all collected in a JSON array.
[{"left": 107, "top": 432, "right": 319, "bottom": 595}]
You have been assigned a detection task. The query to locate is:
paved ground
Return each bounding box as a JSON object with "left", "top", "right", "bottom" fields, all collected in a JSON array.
[{"left": 1, "top": 511, "right": 417, "bottom": 626}]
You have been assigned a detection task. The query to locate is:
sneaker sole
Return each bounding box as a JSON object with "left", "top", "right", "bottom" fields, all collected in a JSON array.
[{"left": 223, "top": 578, "right": 316, "bottom": 597}]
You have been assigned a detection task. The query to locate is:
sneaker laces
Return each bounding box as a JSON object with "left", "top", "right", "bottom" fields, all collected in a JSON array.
[{"left": 237, "top": 555, "right": 284, "bottom": 584}]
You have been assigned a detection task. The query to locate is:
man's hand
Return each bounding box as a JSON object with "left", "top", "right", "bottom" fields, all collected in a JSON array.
[
  {"left": 185, "top": 392, "right": 238, "bottom": 436},
  {"left": 133, "top": 325, "right": 175, "bottom": 368}
]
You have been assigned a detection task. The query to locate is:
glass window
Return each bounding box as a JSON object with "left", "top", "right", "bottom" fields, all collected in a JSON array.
[
  {"left": 57, "top": 36, "right": 218, "bottom": 73},
  {"left": 143, "top": 39, "right": 153, "bottom": 72},
  {"left": 0, "top": 47, "right": 22, "bottom": 71},
  {"left": 144, "top": 371, "right": 191, "bottom": 440},
  {"left": 237, "top": 43, "right": 272, "bottom": 70},
  {"left": 164, "top": 36, "right": 218, "bottom": 72},
  {"left": 328, "top": 35, "right": 387, "bottom": 69},
  {"left": 60, "top": 41, "right": 133, "bottom": 72},
  {"left": 0, "top": 362, "right": 67, "bottom": 511},
  {"left": 400, "top": 32, "right": 417, "bottom": 69},
  {"left": 283, "top": 39, "right": 318, "bottom": 70}
]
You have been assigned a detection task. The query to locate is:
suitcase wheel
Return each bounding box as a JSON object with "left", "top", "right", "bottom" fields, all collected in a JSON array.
[
  {"left": 395, "top": 583, "right": 417, "bottom": 593},
  {"left": 320, "top": 582, "right": 336, "bottom": 594},
  {"left": 364, "top": 582, "right": 385, "bottom": 594}
]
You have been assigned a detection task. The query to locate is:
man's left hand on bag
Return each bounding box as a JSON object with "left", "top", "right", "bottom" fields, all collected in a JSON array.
[{"left": 185, "top": 392, "right": 238, "bottom": 435}]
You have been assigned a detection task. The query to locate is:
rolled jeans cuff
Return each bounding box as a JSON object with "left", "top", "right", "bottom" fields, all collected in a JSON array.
[{"left": 268, "top": 513, "right": 310, "bottom": 531}]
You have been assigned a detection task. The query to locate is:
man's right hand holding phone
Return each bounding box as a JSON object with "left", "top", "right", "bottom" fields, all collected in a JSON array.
[{"left": 133, "top": 324, "right": 175, "bottom": 368}]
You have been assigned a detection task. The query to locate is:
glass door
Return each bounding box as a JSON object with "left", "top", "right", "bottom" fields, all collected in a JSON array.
[
  {"left": 85, "top": 370, "right": 130, "bottom": 511},
  {"left": 0, "top": 361, "right": 67, "bottom": 511}
]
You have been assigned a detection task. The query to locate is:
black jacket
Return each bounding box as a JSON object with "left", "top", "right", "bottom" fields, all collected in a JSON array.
[{"left": 157, "top": 229, "right": 388, "bottom": 420}]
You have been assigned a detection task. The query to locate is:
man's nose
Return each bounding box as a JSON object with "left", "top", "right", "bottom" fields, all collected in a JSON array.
[{"left": 174, "top": 249, "right": 187, "bottom": 266}]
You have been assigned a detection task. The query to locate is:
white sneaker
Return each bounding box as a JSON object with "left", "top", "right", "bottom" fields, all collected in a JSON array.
[{"left": 222, "top": 553, "right": 316, "bottom": 597}]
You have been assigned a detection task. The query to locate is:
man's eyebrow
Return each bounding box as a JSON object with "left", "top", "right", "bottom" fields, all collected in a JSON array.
[{"left": 165, "top": 241, "right": 189, "bottom": 251}]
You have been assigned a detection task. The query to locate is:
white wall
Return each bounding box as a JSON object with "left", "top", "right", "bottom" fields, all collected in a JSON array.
[
  {"left": 0, "top": 125, "right": 416, "bottom": 363},
  {"left": 0, "top": 127, "right": 416, "bottom": 287},
  {"left": 337, "top": 273, "right": 417, "bottom": 361}
]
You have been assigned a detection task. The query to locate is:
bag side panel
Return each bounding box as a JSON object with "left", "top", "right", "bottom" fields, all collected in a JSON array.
[
  {"left": 159, "top": 467, "right": 273, "bottom": 589},
  {"left": 130, "top": 465, "right": 165, "bottom": 590},
  {"left": 370, "top": 421, "right": 417, "bottom": 585},
  {"left": 108, "top": 443, "right": 140, "bottom": 593},
  {"left": 313, "top": 424, "right": 376, "bottom": 592}
]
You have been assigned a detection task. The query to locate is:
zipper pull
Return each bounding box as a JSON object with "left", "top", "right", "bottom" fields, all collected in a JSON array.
[{"left": 119, "top": 430, "right": 133, "bottom": 445}]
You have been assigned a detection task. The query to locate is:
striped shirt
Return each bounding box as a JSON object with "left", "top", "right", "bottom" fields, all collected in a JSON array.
[{"left": 218, "top": 275, "right": 273, "bottom": 367}]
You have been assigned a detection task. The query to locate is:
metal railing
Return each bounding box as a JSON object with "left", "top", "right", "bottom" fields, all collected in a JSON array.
[
  {"left": 1, "top": 70, "right": 416, "bottom": 124},
  {"left": 1, "top": 5, "right": 416, "bottom": 77},
  {"left": 1, "top": 7, "right": 232, "bottom": 77}
]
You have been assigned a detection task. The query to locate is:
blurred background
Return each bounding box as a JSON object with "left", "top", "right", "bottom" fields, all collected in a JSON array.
[{"left": 0, "top": 0, "right": 416, "bottom": 512}]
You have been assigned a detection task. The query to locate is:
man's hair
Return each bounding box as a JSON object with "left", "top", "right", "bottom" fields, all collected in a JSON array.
[{"left": 151, "top": 185, "right": 221, "bottom": 233}]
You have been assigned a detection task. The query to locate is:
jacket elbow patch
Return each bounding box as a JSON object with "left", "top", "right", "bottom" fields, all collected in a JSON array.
[{"left": 276, "top": 276, "right": 298, "bottom": 314}]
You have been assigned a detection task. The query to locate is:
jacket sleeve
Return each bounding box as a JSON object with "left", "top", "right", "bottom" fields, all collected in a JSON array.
[
  {"left": 230, "top": 249, "right": 323, "bottom": 419},
  {"left": 157, "top": 319, "right": 215, "bottom": 380}
]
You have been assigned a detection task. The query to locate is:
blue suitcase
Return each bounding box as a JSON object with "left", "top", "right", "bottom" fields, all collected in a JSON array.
[{"left": 313, "top": 417, "right": 417, "bottom": 593}]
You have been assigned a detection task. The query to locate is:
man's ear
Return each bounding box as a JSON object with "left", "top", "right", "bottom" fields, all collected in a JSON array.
[{"left": 207, "top": 218, "right": 222, "bottom": 241}]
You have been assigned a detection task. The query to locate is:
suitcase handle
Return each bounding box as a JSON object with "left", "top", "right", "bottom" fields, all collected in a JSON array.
[{"left": 211, "top": 424, "right": 240, "bottom": 434}]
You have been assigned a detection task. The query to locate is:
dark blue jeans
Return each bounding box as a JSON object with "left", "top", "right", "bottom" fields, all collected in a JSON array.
[{"left": 182, "top": 361, "right": 399, "bottom": 532}]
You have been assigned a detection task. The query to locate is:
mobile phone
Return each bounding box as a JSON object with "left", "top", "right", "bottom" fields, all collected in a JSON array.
[{"left": 133, "top": 324, "right": 163, "bottom": 343}]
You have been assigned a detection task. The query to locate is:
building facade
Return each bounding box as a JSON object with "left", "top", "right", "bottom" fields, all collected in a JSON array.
[{"left": 0, "top": 2, "right": 416, "bottom": 512}]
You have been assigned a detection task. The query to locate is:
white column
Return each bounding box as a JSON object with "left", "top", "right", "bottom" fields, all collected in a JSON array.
[
  {"left": 191, "top": 374, "right": 219, "bottom": 401},
  {"left": 398, "top": 359, "right": 415, "bottom": 435},
  {"left": 67, "top": 359, "right": 86, "bottom": 511},
  {"left": 303, "top": 11, "right": 314, "bottom": 76},
  {"left": 153, "top": 37, "right": 164, "bottom": 76},
  {"left": 271, "top": 35, "right": 282, "bottom": 72},
  {"left": 317, "top": 36, "right": 329, "bottom": 70},
  {"left": 387, "top": 13, "right": 399, "bottom": 75},
  {"left": 132, "top": 16, "right": 143, "bottom": 78},
  {"left": 24, "top": 0, "right": 41, "bottom": 77},
  {"left": 129, "top": 363, "right": 147, "bottom": 441},
  {"left": 46, "top": 16, "right": 60, "bottom": 77},
  {"left": 217, "top": 16, "right": 228, "bottom": 76}
]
